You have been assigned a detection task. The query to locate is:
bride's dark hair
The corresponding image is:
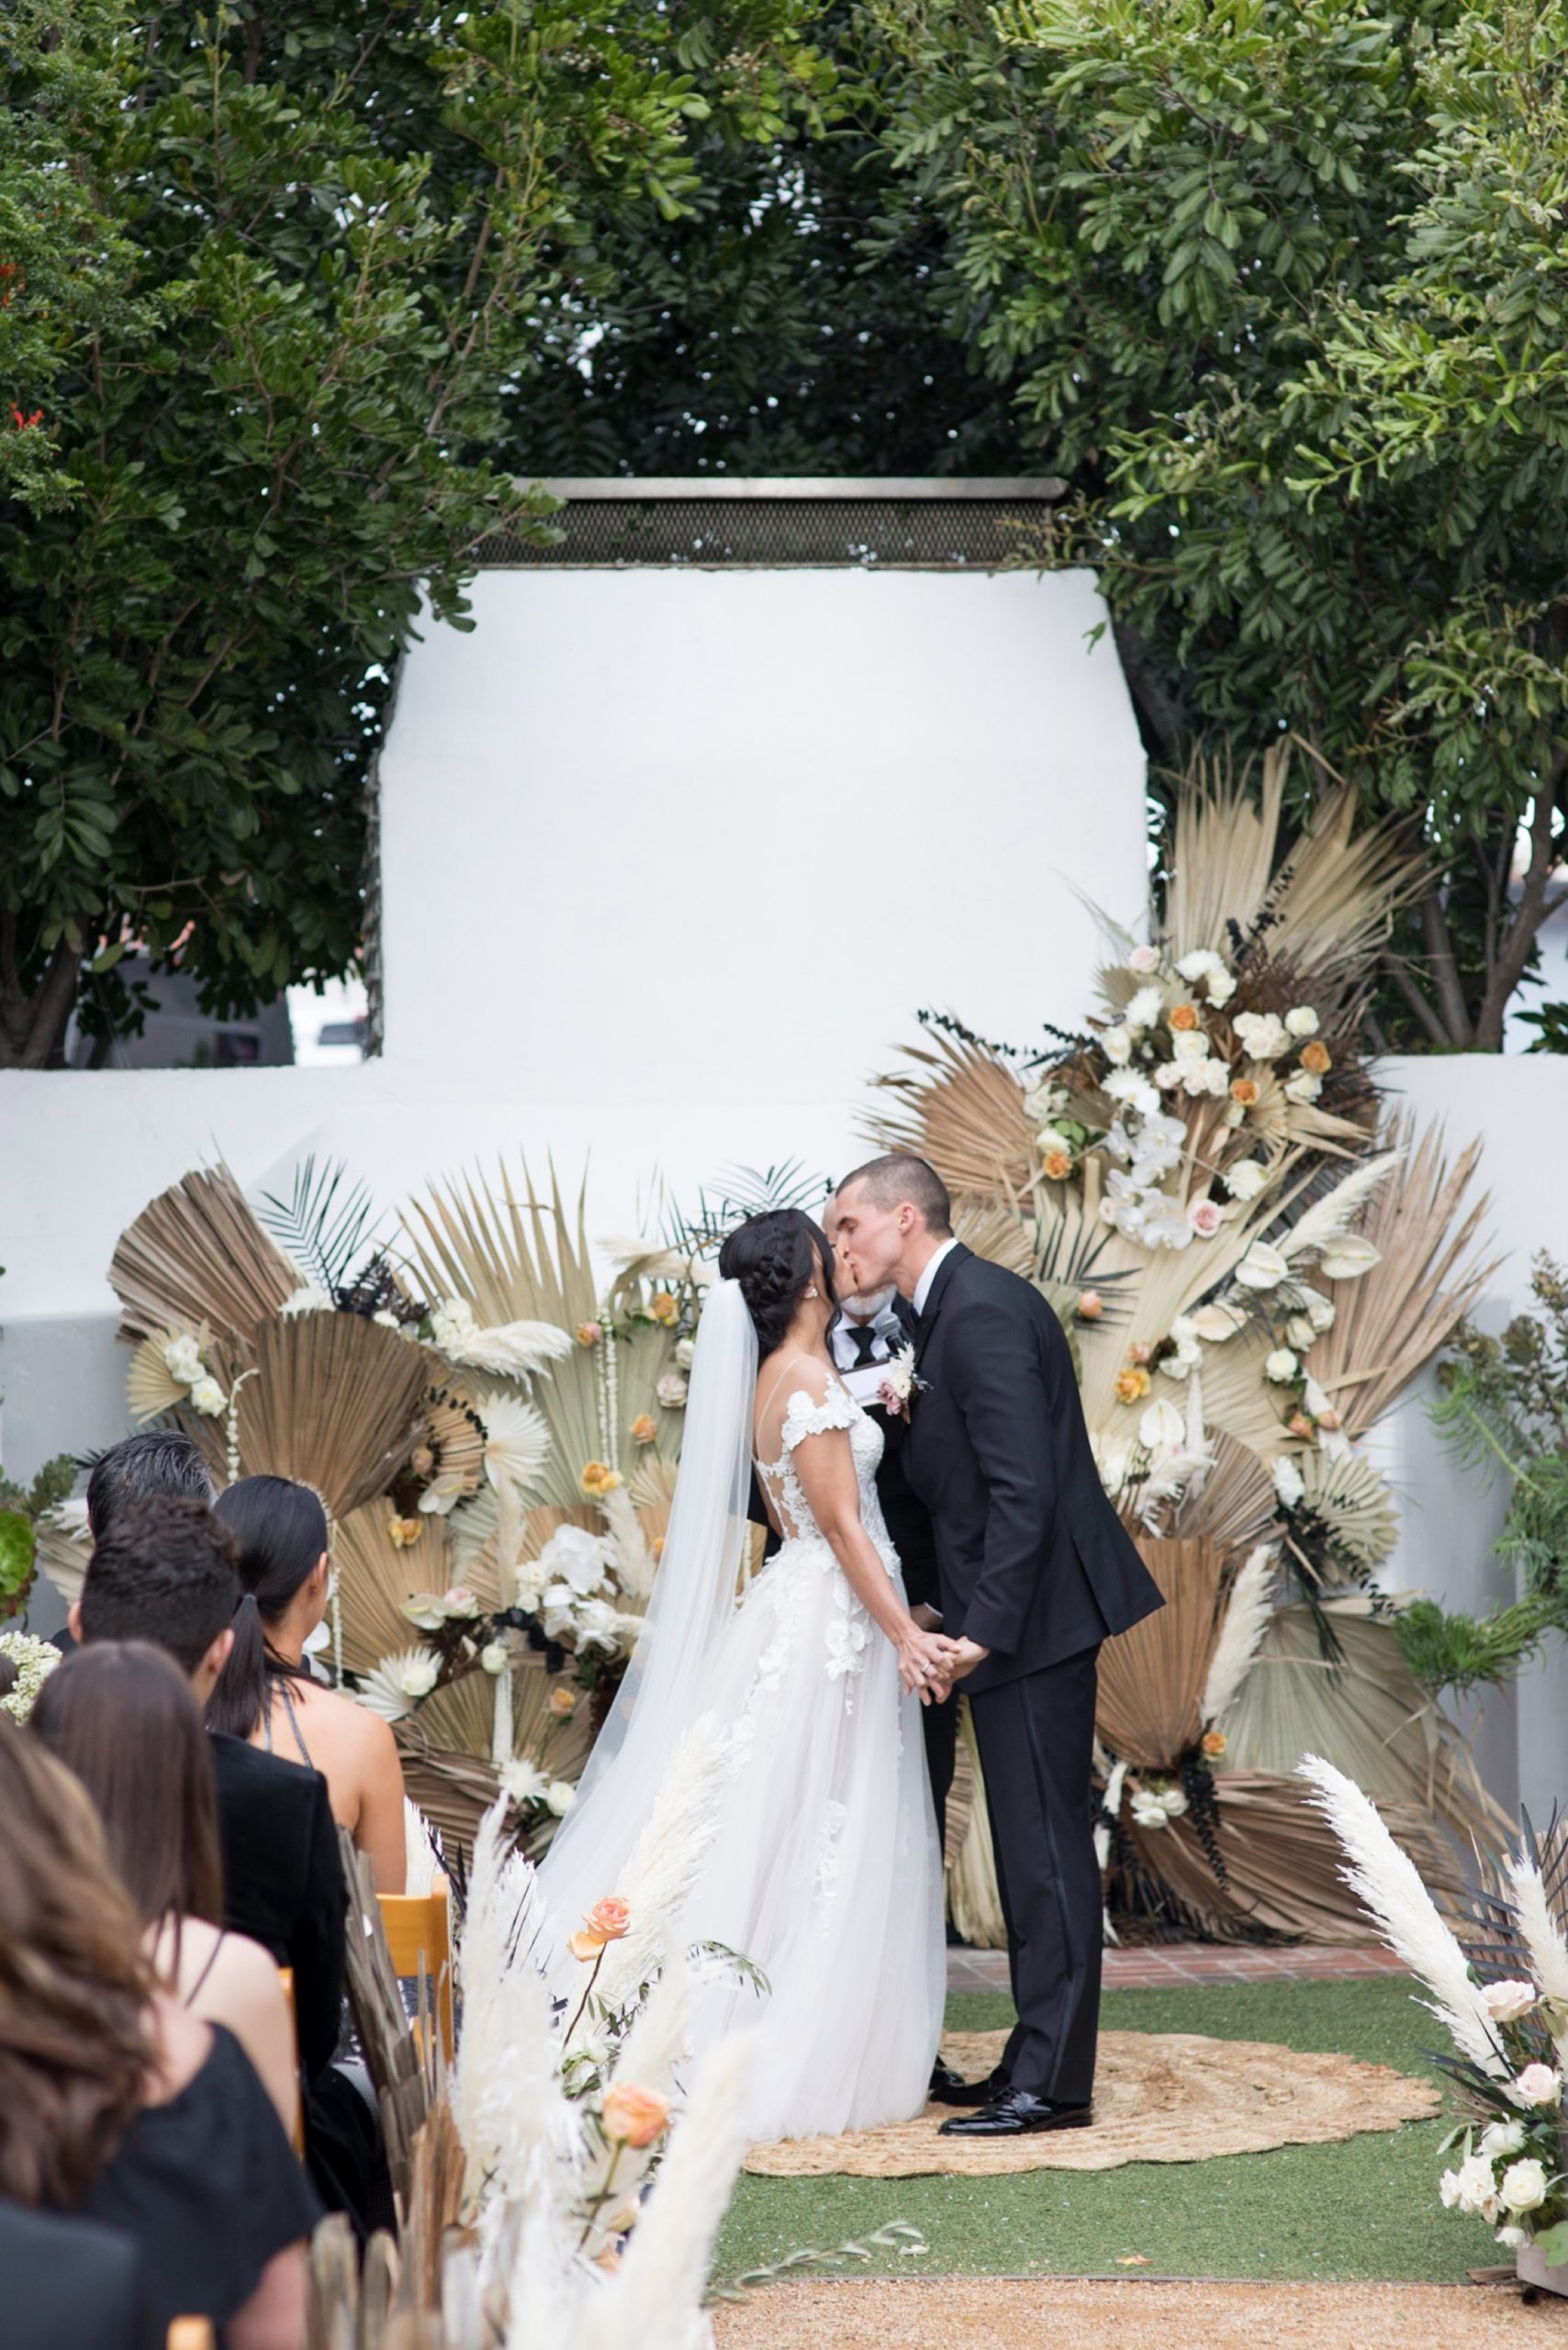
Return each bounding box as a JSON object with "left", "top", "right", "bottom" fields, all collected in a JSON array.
[{"left": 719, "top": 1209, "right": 836, "bottom": 1357}]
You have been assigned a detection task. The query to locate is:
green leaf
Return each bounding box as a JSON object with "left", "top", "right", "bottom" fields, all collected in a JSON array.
[{"left": 0, "top": 1513, "right": 36, "bottom": 1601}]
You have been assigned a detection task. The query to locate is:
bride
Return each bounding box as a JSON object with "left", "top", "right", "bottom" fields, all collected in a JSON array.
[{"left": 538, "top": 1208, "right": 953, "bottom": 2142}]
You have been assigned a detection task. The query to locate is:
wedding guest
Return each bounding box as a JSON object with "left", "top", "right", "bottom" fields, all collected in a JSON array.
[
  {"left": 211, "top": 1476, "right": 408, "bottom": 1893},
  {"left": 71, "top": 1496, "right": 348, "bottom": 2083},
  {"left": 0, "top": 1718, "right": 317, "bottom": 2349},
  {"left": 32, "top": 1641, "right": 299, "bottom": 2139},
  {"left": 86, "top": 1427, "right": 216, "bottom": 1539},
  {"left": 0, "top": 2198, "right": 158, "bottom": 2350}
]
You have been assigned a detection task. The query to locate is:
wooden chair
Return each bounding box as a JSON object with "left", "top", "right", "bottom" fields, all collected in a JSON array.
[
  {"left": 378, "top": 1886, "right": 454, "bottom": 2063},
  {"left": 276, "top": 1966, "right": 306, "bottom": 2158},
  {"left": 166, "top": 2321, "right": 215, "bottom": 2349}
]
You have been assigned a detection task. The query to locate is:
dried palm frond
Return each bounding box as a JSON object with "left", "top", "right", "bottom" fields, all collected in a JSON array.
[
  {"left": 863, "top": 1032, "right": 1035, "bottom": 1200},
  {"left": 1306, "top": 1117, "right": 1495, "bottom": 1436},
  {"left": 1260, "top": 767, "right": 1428, "bottom": 997},
  {"left": 232, "top": 1314, "right": 431, "bottom": 1520},
  {"left": 1162, "top": 743, "right": 1288, "bottom": 957},
  {"left": 1125, "top": 1768, "right": 1466, "bottom": 1943},
  {"left": 1190, "top": 1323, "right": 1295, "bottom": 1460},
  {"left": 422, "top": 1382, "right": 487, "bottom": 1500},
  {"left": 1298, "top": 1448, "right": 1399, "bottom": 1572},
  {"left": 126, "top": 1326, "right": 205, "bottom": 1424},
  {"left": 393, "top": 1734, "right": 502, "bottom": 1871},
  {"left": 1169, "top": 1431, "right": 1280, "bottom": 1559},
  {"left": 109, "top": 1163, "right": 298, "bottom": 1347},
  {"left": 1095, "top": 1538, "right": 1227, "bottom": 1770},
  {"left": 953, "top": 1198, "right": 1037, "bottom": 1280},
  {"left": 34, "top": 1500, "right": 93, "bottom": 1610},
  {"left": 333, "top": 1505, "right": 456, "bottom": 1677}
]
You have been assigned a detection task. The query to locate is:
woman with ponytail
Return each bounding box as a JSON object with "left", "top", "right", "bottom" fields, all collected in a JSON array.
[{"left": 210, "top": 1476, "right": 408, "bottom": 1893}]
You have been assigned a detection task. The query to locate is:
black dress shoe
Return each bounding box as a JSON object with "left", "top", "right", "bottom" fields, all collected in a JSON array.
[
  {"left": 927, "top": 2061, "right": 1004, "bottom": 2107},
  {"left": 938, "top": 2087, "right": 1092, "bottom": 2137}
]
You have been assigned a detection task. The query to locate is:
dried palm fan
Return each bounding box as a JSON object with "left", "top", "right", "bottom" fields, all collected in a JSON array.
[
  {"left": 1193, "top": 1322, "right": 1295, "bottom": 1460},
  {"left": 1308, "top": 1117, "right": 1495, "bottom": 1438},
  {"left": 1162, "top": 742, "right": 1289, "bottom": 959},
  {"left": 127, "top": 1325, "right": 211, "bottom": 1424},
  {"left": 946, "top": 1709, "right": 1008, "bottom": 1949},
  {"left": 952, "top": 1198, "right": 1036, "bottom": 1280},
  {"left": 1168, "top": 1430, "right": 1281, "bottom": 1558},
  {"left": 1095, "top": 1538, "right": 1227, "bottom": 1770},
  {"left": 334, "top": 1505, "right": 457, "bottom": 1678},
  {"left": 420, "top": 1382, "right": 487, "bottom": 1503},
  {"left": 1259, "top": 765, "right": 1428, "bottom": 1001},
  {"left": 393, "top": 1732, "right": 501, "bottom": 1871},
  {"left": 232, "top": 1314, "right": 431, "bottom": 1520},
  {"left": 863, "top": 1029, "right": 1036, "bottom": 1201},
  {"left": 33, "top": 1505, "right": 93, "bottom": 1611},
  {"left": 1124, "top": 1769, "right": 1468, "bottom": 1943},
  {"left": 109, "top": 1163, "right": 299, "bottom": 1347},
  {"left": 1297, "top": 1448, "right": 1398, "bottom": 1574}
]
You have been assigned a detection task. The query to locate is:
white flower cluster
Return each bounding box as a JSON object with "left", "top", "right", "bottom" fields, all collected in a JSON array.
[
  {"left": 162, "top": 1329, "right": 227, "bottom": 1416},
  {"left": 279, "top": 1283, "right": 333, "bottom": 1317},
  {"left": 1099, "top": 1112, "right": 1203, "bottom": 1251},
  {"left": 498, "top": 1755, "right": 575, "bottom": 1816},
  {"left": 518, "top": 1524, "right": 640, "bottom": 1660},
  {"left": 0, "top": 1631, "right": 62, "bottom": 1722},
  {"left": 430, "top": 1296, "right": 481, "bottom": 1356},
  {"left": 1130, "top": 1780, "right": 1190, "bottom": 1830}
]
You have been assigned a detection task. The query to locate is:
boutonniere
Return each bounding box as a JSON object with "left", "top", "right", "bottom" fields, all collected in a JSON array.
[{"left": 878, "top": 1345, "right": 927, "bottom": 1422}]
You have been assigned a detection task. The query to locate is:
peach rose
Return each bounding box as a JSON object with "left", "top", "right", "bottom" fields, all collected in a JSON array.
[
  {"left": 1315, "top": 1405, "right": 1342, "bottom": 1433},
  {"left": 1041, "top": 1147, "right": 1072, "bottom": 1181},
  {"left": 387, "top": 1516, "right": 422, "bottom": 1549},
  {"left": 581, "top": 1460, "right": 624, "bottom": 1498},
  {"left": 649, "top": 1292, "right": 679, "bottom": 1326},
  {"left": 567, "top": 1930, "right": 605, "bottom": 1961},
  {"left": 1077, "top": 1290, "right": 1103, "bottom": 1320},
  {"left": 548, "top": 1685, "right": 579, "bottom": 1717},
  {"left": 1169, "top": 1002, "right": 1200, "bottom": 1032},
  {"left": 585, "top": 1897, "right": 632, "bottom": 1942},
  {"left": 601, "top": 2081, "right": 670, "bottom": 2149},
  {"left": 1299, "top": 1040, "right": 1331, "bottom": 1075},
  {"left": 1288, "top": 1412, "right": 1315, "bottom": 1439},
  {"left": 577, "top": 1321, "right": 603, "bottom": 1347},
  {"left": 1201, "top": 1729, "right": 1227, "bottom": 1759},
  {"left": 1127, "top": 1340, "right": 1153, "bottom": 1366},
  {"left": 651, "top": 1535, "right": 666, "bottom": 1562},
  {"left": 1229, "top": 1077, "right": 1260, "bottom": 1107},
  {"left": 630, "top": 1413, "right": 657, "bottom": 1446},
  {"left": 1115, "top": 1367, "right": 1151, "bottom": 1404}
]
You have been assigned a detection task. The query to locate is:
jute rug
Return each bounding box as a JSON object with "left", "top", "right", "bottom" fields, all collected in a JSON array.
[
  {"left": 742, "top": 2029, "right": 1437, "bottom": 2177},
  {"left": 712, "top": 2280, "right": 1555, "bottom": 2350}
]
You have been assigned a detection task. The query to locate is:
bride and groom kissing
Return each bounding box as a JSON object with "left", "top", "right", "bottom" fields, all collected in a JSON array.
[{"left": 540, "top": 1153, "right": 1163, "bottom": 2143}]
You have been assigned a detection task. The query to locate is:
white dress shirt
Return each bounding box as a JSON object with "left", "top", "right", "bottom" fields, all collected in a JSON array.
[
  {"left": 912, "top": 1236, "right": 961, "bottom": 1319},
  {"left": 830, "top": 1292, "right": 905, "bottom": 1404}
]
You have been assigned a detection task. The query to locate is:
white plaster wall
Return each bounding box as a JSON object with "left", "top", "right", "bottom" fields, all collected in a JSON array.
[{"left": 0, "top": 560, "right": 1146, "bottom": 1495}]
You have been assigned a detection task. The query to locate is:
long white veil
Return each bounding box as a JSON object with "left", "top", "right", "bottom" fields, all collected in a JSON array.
[{"left": 536, "top": 1278, "right": 757, "bottom": 1920}]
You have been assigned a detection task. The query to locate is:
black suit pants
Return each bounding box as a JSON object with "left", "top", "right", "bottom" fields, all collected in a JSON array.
[
  {"left": 921, "top": 1684, "right": 957, "bottom": 1855},
  {"left": 968, "top": 1643, "right": 1101, "bottom": 2106}
]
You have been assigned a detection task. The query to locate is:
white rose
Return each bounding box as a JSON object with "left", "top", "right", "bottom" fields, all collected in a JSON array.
[
  {"left": 1101, "top": 1025, "right": 1134, "bottom": 1066},
  {"left": 479, "top": 1641, "right": 510, "bottom": 1675},
  {"left": 1127, "top": 945, "right": 1161, "bottom": 974},
  {"left": 1171, "top": 1028, "right": 1210, "bottom": 1062},
  {"left": 1305, "top": 1292, "right": 1338, "bottom": 1332},
  {"left": 1511, "top": 2064, "right": 1562, "bottom": 2109},
  {"left": 1206, "top": 971, "right": 1236, "bottom": 1007},
  {"left": 656, "top": 1371, "right": 689, "bottom": 1409},
  {"left": 1233, "top": 1012, "right": 1291, "bottom": 1061},
  {"left": 163, "top": 1334, "right": 205, "bottom": 1384},
  {"left": 1484, "top": 1981, "right": 1539, "bottom": 2026},
  {"left": 280, "top": 1283, "right": 332, "bottom": 1317},
  {"left": 1126, "top": 985, "right": 1165, "bottom": 1033},
  {"left": 189, "top": 1375, "right": 227, "bottom": 1416},
  {"left": 430, "top": 1297, "right": 477, "bottom": 1354},
  {"left": 1499, "top": 2158, "right": 1549, "bottom": 2214},
  {"left": 675, "top": 1337, "right": 696, "bottom": 1370},
  {"left": 544, "top": 1779, "right": 577, "bottom": 1818},
  {"left": 1223, "top": 1158, "right": 1269, "bottom": 1202},
  {"left": 1138, "top": 1400, "right": 1186, "bottom": 1454},
  {"left": 373, "top": 1308, "right": 401, "bottom": 1330},
  {"left": 1175, "top": 948, "right": 1224, "bottom": 983},
  {"left": 1453, "top": 2153, "right": 1503, "bottom": 2219},
  {"left": 1130, "top": 1790, "right": 1172, "bottom": 1830},
  {"left": 1285, "top": 1315, "right": 1318, "bottom": 1350},
  {"left": 499, "top": 1757, "right": 546, "bottom": 1807},
  {"left": 1182, "top": 1060, "right": 1229, "bottom": 1099},
  {"left": 1153, "top": 1060, "right": 1189, "bottom": 1091},
  {"left": 1235, "top": 1242, "right": 1289, "bottom": 1291},
  {"left": 1497, "top": 2225, "right": 1527, "bottom": 2247},
  {"left": 1284, "top": 1006, "right": 1320, "bottom": 1037},
  {"left": 396, "top": 1651, "right": 441, "bottom": 1700},
  {"left": 1264, "top": 1348, "right": 1299, "bottom": 1384},
  {"left": 1273, "top": 1456, "right": 1305, "bottom": 1509},
  {"left": 1481, "top": 2118, "right": 1529, "bottom": 2160},
  {"left": 1283, "top": 1070, "right": 1323, "bottom": 1104}
]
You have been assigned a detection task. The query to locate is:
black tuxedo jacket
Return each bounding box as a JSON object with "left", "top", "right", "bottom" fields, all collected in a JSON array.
[
  {"left": 209, "top": 1730, "right": 347, "bottom": 2080},
  {"left": 902, "top": 1244, "right": 1163, "bottom": 1694}
]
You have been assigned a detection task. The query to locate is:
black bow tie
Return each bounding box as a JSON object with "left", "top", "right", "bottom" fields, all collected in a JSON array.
[{"left": 846, "top": 1322, "right": 880, "bottom": 1368}]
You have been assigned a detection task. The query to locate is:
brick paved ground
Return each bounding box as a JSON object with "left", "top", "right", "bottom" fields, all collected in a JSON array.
[{"left": 947, "top": 1940, "right": 1406, "bottom": 1993}]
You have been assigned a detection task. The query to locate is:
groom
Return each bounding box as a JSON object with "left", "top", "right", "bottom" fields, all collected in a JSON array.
[{"left": 834, "top": 1153, "right": 1164, "bottom": 2136}]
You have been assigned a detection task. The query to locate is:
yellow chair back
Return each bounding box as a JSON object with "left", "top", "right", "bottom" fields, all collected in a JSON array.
[{"left": 378, "top": 1887, "right": 454, "bottom": 2062}]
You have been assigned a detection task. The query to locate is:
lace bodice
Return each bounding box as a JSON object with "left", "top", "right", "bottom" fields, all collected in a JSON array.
[{"left": 755, "top": 1375, "right": 890, "bottom": 1551}]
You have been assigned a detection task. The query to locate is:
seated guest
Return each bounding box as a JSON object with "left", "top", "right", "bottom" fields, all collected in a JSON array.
[
  {"left": 70, "top": 1497, "right": 347, "bottom": 2083},
  {"left": 0, "top": 2194, "right": 158, "bottom": 2350},
  {"left": 212, "top": 1476, "right": 408, "bottom": 1892},
  {"left": 32, "top": 1641, "right": 299, "bottom": 2138},
  {"left": 87, "top": 1428, "right": 216, "bottom": 1539},
  {"left": 0, "top": 1718, "right": 316, "bottom": 2349}
]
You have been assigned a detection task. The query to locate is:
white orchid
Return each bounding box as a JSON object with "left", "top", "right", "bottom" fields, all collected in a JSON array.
[
  {"left": 536, "top": 1523, "right": 613, "bottom": 1597},
  {"left": 1283, "top": 1070, "right": 1323, "bottom": 1104}
]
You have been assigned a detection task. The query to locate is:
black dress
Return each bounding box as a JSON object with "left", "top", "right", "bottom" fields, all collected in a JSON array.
[
  {"left": 75, "top": 2024, "right": 320, "bottom": 2341},
  {"left": 208, "top": 1729, "right": 347, "bottom": 2080},
  {"left": 0, "top": 2197, "right": 159, "bottom": 2350}
]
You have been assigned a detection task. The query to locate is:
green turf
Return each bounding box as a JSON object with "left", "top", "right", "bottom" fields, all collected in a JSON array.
[{"left": 713, "top": 1977, "right": 1498, "bottom": 2286}]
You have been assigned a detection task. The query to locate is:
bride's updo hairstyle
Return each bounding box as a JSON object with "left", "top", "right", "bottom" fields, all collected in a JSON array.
[{"left": 719, "top": 1209, "right": 836, "bottom": 1357}]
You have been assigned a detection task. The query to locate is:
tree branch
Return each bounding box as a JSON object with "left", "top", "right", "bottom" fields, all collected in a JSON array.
[
  {"left": 1476, "top": 751, "right": 1568, "bottom": 1051},
  {"left": 1379, "top": 950, "right": 1453, "bottom": 1049},
  {"left": 1419, "top": 891, "right": 1473, "bottom": 1045}
]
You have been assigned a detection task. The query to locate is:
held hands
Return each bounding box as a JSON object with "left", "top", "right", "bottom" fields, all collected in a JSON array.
[{"left": 895, "top": 1621, "right": 966, "bottom": 1705}]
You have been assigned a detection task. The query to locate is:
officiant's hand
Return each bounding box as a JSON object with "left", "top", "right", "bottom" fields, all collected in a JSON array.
[
  {"left": 941, "top": 1636, "right": 990, "bottom": 1684},
  {"left": 896, "top": 1621, "right": 962, "bottom": 1705}
]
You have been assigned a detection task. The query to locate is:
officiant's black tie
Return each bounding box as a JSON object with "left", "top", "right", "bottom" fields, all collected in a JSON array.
[{"left": 847, "top": 1322, "right": 880, "bottom": 1368}]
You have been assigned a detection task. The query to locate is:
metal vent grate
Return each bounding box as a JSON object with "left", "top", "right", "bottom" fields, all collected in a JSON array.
[{"left": 476, "top": 481, "right": 1062, "bottom": 571}]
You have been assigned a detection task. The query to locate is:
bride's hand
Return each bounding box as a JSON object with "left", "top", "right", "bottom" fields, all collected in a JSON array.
[{"left": 895, "top": 1622, "right": 959, "bottom": 1704}]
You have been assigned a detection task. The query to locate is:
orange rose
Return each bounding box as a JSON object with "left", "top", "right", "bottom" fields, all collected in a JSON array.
[
  {"left": 585, "top": 1897, "right": 632, "bottom": 1942},
  {"left": 630, "top": 1413, "right": 657, "bottom": 1446},
  {"left": 649, "top": 1292, "right": 678, "bottom": 1326},
  {"left": 548, "top": 1685, "right": 579, "bottom": 1717},
  {"left": 601, "top": 2081, "right": 670, "bottom": 2149},
  {"left": 1300, "top": 1040, "right": 1331, "bottom": 1075},
  {"left": 1169, "top": 1002, "right": 1200, "bottom": 1032},
  {"left": 1229, "top": 1077, "right": 1260, "bottom": 1106},
  {"left": 1114, "top": 1367, "right": 1151, "bottom": 1404},
  {"left": 1201, "top": 1729, "right": 1227, "bottom": 1759},
  {"left": 387, "top": 1516, "right": 422, "bottom": 1549},
  {"left": 581, "top": 1460, "right": 624, "bottom": 1498},
  {"left": 1041, "top": 1147, "right": 1072, "bottom": 1181}
]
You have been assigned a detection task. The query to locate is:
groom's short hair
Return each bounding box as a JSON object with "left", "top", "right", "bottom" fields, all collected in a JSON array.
[{"left": 837, "top": 1153, "right": 953, "bottom": 1237}]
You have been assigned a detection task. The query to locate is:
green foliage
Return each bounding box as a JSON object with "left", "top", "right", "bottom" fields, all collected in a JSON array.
[
  {"left": 0, "top": 0, "right": 832, "bottom": 1066},
  {"left": 0, "top": 1453, "right": 75, "bottom": 1620},
  {"left": 1394, "top": 1595, "right": 1554, "bottom": 1702},
  {"left": 863, "top": 0, "right": 1568, "bottom": 1048}
]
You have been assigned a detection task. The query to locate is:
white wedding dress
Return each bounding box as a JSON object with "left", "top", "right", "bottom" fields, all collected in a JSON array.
[{"left": 538, "top": 1283, "right": 945, "bottom": 2143}]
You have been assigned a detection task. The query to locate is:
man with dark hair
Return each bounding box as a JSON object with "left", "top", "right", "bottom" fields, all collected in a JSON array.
[
  {"left": 85, "top": 1428, "right": 216, "bottom": 1540},
  {"left": 834, "top": 1151, "right": 1163, "bottom": 2139},
  {"left": 73, "top": 1494, "right": 347, "bottom": 2083}
]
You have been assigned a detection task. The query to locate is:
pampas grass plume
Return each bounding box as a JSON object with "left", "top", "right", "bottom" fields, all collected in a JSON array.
[{"left": 1202, "top": 1545, "right": 1276, "bottom": 1728}]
